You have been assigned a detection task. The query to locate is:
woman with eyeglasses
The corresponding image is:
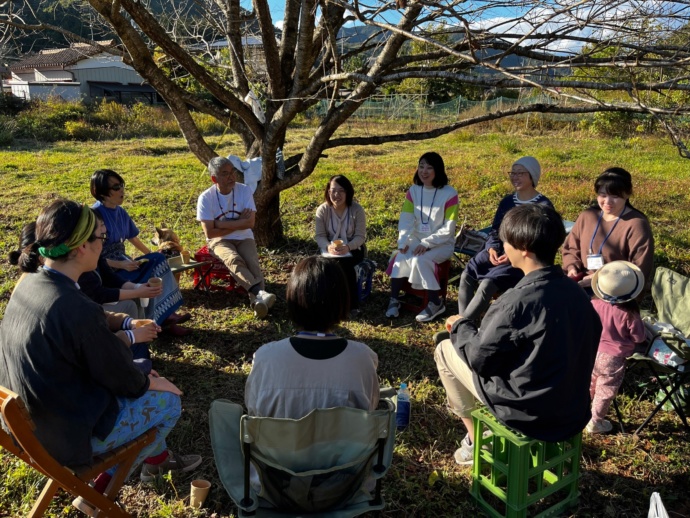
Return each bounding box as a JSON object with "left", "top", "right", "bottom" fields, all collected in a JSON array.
[
  {"left": 0, "top": 200, "right": 201, "bottom": 514},
  {"left": 562, "top": 167, "right": 653, "bottom": 292},
  {"left": 90, "top": 169, "right": 191, "bottom": 336},
  {"left": 455, "top": 157, "right": 553, "bottom": 323},
  {"left": 385, "top": 152, "right": 459, "bottom": 322},
  {"left": 8, "top": 218, "right": 161, "bottom": 364},
  {"left": 315, "top": 175, "right": 367, "bottom": 313}
]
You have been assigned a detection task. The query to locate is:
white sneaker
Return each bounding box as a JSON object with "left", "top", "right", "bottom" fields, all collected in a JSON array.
[
  {"left": 416, "top": 301, "right": 446, "bottom": 322},
  {"left": 454, "top": 434, "right": 474, "bottom": 466},
  {"left": 385, "top": 298, "right": 401, "bottom": 318},
  {"left": 258, "top": 290, "right": 276, "bottom": 309},
  {"left": 586, "top": 419, "right": 613, "bottom": 434}
]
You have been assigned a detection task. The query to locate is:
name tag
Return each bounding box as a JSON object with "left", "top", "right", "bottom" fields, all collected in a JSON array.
[
  {"left": 420, "top": 223, "right": 431, "bottom": 233},
  {"left": 587, "top": 254, "right": 604, "bottom": 270}
]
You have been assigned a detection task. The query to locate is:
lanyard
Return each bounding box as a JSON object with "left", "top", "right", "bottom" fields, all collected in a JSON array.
[
  {"left": 214, "top": 185, "right": 237, "bottom": 220},
  {"left": 588, "top": 210, "right": 622, "bottom": 254},
  {"left": 330, "top": 207, "right": 350, "bottom": 237},
  {"left": 419, "top": 188, "right": 438, "bottom": 225}
]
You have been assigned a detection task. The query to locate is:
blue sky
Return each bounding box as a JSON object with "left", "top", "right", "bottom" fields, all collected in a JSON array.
[{"left": 245, "top": 1, "right": 525, "bottom": 31}]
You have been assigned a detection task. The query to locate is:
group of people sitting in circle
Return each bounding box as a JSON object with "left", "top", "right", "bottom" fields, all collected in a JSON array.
[{"left": 0, "top": 150, "right": 654, "bottom": 514}]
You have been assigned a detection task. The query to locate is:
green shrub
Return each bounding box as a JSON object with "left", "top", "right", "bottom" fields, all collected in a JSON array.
[
  {"left": 15, "top": 111, "right": 67, "bottom": 141},
  {"left": 11, "top": 98, "right": 84, "bottom": 141},
  {"left": 192, "top": 112, "right": 226, "bottom": 135},
  {"left": 65, "top": 120, "right": 100, "bottom": 140},
  {"left": 92, "top": 99, "right": 130, "bottom": 128},
  {"left": 42, "top": 99, "right": 86, "bottom": 126},
  {"left": 0, "top": 94, "right": 28, "bottom": 116},
  {"left": 590, "top": 111, "right": 636, "bottom": 137},
  {"left": 0, "top": 116, "right": 17, "bottom": 146}
]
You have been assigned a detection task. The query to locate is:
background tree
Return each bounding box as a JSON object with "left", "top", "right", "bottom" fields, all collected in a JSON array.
[{"left": 2, "top": 0, "right": 690, "bottom": 243}]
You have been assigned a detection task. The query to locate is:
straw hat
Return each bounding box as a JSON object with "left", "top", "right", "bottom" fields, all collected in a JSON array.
[{"left": 592, "top": 261, "right": 645, "bottom": 304}]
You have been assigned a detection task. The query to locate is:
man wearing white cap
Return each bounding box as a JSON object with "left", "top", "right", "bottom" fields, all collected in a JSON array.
[{"left": 197, "top": 156, "right": 275, "bottom": 318}]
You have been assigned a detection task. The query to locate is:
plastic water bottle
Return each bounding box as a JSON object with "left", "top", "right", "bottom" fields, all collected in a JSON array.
[{"left": 396, "top": 383, "right": 411, "bottom": 430}]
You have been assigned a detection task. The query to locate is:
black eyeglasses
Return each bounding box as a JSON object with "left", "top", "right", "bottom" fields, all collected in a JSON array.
[
  {"left": 109, "top": 182, "right": 125, "bottom": 192},
  {"left": 507, "top": 171, "right": 528, "bottom": 177},
  {"left": 93, "top": 233, "right": 108, "bottom": 242}
]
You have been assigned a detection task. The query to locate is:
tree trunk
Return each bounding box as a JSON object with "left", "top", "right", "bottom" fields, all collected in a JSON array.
[{"left": 253, "top": 190, "right": 283, "bottom": 246}]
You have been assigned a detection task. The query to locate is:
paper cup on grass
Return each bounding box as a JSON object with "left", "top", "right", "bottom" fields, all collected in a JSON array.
[{"left": 190, "top": 479, "right": 211, "bottom": 508}]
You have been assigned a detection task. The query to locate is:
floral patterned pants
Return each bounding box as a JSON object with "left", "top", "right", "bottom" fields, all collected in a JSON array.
[{"left": 589, "top": 351, "right": 626, "bottom": 423}]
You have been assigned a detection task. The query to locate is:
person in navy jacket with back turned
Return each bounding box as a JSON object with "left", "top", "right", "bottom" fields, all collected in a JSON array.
[{"left": 435, "top": 204, "right": 602, "bottom": 466}]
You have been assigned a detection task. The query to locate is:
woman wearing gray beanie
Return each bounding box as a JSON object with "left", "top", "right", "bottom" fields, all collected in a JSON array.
[{"left": 456, "top": 156, "right": 553, "bottom": 322}]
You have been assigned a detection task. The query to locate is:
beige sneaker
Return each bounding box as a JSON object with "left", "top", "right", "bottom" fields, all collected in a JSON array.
[
  {"left": 586, "top": 419, "right": 613, "bottom": 434},
  {"left": 454, "top": 434, "right": 474, "bottom": 466}
]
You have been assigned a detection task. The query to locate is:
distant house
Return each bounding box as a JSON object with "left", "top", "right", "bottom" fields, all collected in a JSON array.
[
  {"left": 6, "top": 41, "right": 161, "bottom": 104},
  {"left": 194, "top": 36, "right": 269, "bottom": 78}
]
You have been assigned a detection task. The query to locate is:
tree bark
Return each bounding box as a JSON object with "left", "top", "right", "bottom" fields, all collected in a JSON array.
[{"left": 253, "top": 189, "right": 283, "bottom": 246}]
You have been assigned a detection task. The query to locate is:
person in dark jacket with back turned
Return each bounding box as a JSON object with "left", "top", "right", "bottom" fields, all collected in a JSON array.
[{"left": 435, "top": 204, "right": 602, "bottom": 466}]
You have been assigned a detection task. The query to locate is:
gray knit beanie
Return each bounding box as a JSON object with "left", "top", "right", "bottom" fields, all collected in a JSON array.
[{"left": 513, "top": 156, "right": 541, "bottom": 187}]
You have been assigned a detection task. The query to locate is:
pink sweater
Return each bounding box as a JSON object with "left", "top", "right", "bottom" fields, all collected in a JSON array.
[{"left": 592, "top": 298, "right": 646, "bottom": 357}]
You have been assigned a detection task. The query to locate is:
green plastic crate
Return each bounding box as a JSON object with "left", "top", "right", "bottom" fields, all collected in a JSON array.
[{"left": 471, "top": 407, "right": 581, "bottom": 518}]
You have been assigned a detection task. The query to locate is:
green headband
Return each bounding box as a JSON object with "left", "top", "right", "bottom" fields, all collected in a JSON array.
[{"left": 38, "top": 206, "right": 96, "bottom": 259}]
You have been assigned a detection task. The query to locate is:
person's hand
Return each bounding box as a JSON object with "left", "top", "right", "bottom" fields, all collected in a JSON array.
[
  {"left": 131, "top": 321, "right": 160, "bottom": 343},
  {"left": 413, "top": 244, "right": 428, "bottom": 256},
  {"left": 134, "top": 284, "right": 162, "bottom": 298},
  {"left": 445, "top": 315, "right": 462, "bottom": 332},
  {"left": 488, "top": 248, "right": 501, "bottom": 265},
  {"left": 399, "top": 245, "right": 409, "bottom": 254},
  {"left": 328, "top": 243, "right": 349, "bottom": 255},
  {"left": 150, "top": 369, "right": 160, "bottom": 378},
  {"left": 239, "top": 208, "right": 253, "bottom": 219},
  {"left": 578, "top": 274, "right": 593, "bottom": 288},
  {"left": 567, "top": 268, "right": 580, "bottom": 278},
  {"left": 148, "top": 375, "right": 182, "bottom": 395},
  {"left": 117, "top": 259, "right": 140, "bottom": 271}
]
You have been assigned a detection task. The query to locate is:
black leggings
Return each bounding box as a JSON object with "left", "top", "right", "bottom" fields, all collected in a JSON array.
[{"left": 333, "top": 247, "right": 365, "bottom": 310}]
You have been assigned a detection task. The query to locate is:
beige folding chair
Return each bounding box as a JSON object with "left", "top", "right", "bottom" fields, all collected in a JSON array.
[
  {"left": 210, "top": 399, "right": 396, "bottom": 517},
  {"left": 0, "top": 385, "right": 156, "bottom": 517}
]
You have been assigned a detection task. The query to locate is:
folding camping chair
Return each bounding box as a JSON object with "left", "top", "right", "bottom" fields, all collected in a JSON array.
[
  {"left": 614, "top": 267, "right": 690, "bottom": 434},
  {"left": 0, "top": 385, "right": 156, "bottom": 517},
  {"left": 209, "top": 399, "right": 396, "bottom": 517}
]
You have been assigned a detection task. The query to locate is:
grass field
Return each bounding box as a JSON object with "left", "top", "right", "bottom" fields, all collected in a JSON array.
[{"left": 1, "top": 126, "right": 690, "bottom": 517}]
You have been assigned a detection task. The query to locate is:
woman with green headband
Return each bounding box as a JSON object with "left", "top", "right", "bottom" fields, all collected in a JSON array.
[{"left": 0, "top": 199, "right": 201, "bottom": 514}]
